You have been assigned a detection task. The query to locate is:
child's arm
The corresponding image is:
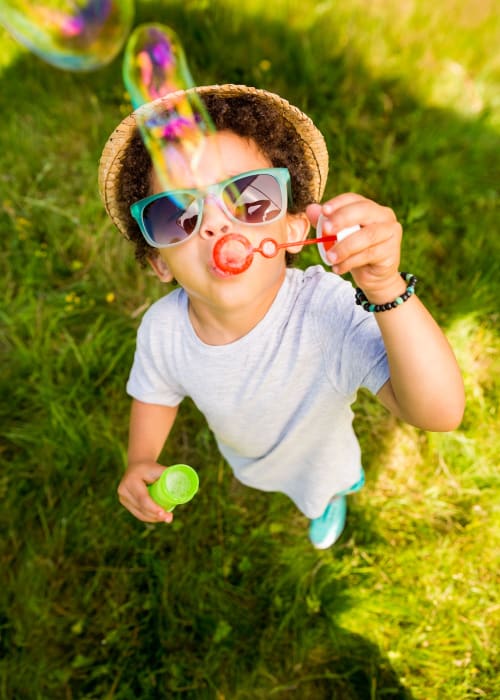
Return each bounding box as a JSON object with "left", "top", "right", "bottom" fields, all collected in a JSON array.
[
  {"left": 307, "top": 195, "right": 465, "bottom": 431},
  {"left": 117, "top": 399, "right": 179, "bottom": 523},
  {"left": 372, "top": 294, "right": 464, "bottom": 430}
]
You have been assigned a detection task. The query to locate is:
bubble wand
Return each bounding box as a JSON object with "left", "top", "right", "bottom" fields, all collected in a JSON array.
[{"left": 213, "top": 223, "right": 360, "bottom": 275}]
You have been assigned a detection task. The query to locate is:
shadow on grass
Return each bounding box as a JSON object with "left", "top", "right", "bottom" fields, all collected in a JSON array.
[{"left": 0, "top": 0, "right": 498, "bottom": 698}]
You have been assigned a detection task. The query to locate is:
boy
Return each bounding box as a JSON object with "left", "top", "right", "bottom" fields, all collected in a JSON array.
[{"left": 99, "top": 84, "right": 464, "bottom": 548}]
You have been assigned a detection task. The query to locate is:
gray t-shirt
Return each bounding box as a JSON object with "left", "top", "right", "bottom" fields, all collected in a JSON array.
[{"left": 127, "top": 265, "right": 390, "bottom": 518}]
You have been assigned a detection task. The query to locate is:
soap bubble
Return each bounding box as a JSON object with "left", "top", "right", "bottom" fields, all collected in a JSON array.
[
  {"left": 123, "top": 22, "right": 196, "bottom": 110},
  {"left": 123, "top": 23, "right": 217, "bottom": 191},
  {"left": 0, "top": 0, "right": 134, "bottom": 71},
  {"left": 133, "top": 98, "right": 214, "bottom": 191}
]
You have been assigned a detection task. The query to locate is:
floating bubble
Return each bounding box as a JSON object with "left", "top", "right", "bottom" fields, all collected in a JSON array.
[
  {"left": 123, "top": 22, "right": 197, "bottom": 110},
  {"left": 0, "top": 0, "right": 134, "bottom": 71},
  {"left": 123, "top": 23, "right": 217, "bottom": 191}
]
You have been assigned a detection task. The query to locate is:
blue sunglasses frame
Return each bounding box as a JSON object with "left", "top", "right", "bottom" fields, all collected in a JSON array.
[{"left": 130, "top": 167, "right": 292, "bottom": 249}]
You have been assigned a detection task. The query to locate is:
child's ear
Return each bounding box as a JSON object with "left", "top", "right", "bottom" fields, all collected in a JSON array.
[
  {"left": 285, "top": 212, "right": 310, "bottom": 254},
  {"left": 148, "top": 253, "right": 174, "bottom": 283}
]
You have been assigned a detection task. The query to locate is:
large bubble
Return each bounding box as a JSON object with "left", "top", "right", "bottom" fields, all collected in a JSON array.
[
  {"left": 0, "top": 0, "right": 134, "bottom": 71},
  {"left": 123, "top": 23, "right": 217, "bottom": 191},
  {"left": 122, "top": 22, "right": 196, "bottom": 110}
]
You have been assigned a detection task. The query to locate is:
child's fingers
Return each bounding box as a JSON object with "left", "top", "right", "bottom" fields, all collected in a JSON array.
[
  {"left": 325, "top": 220, "right": 398, "bottom": 261},
  {"left": 334, "top": 220, "right": 401, "bottom": 258},
  {"left": 321, "top": 198, "right": 397, "bottom": 235},
  {"left": 305, "top": 202, "right": 322, "bottom": 226},
  {"left": 127, "top": 502, "right": 173, "bottom": 524},
  {"left": 127, "top": 497, "right": 173, "bottom": 524},
  {"left": 307, "top": 196, "right": 363, "bottom": 226},
  {"left": 331, "top": 241, "right": 399, "bottom": 276},
  {"left": 327, "top": 222, "right": 402, "bottom": 274},
  {"left": 138, "top": 490, "right": 173, "bottom": 523},
  {"left": 322, "top": 192, "right": 367, "bottom": 216},
  {"left": 118, "top": 482, "right": 172, "bottom": 523}
]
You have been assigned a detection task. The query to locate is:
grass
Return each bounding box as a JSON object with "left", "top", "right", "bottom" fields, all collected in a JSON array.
[{"left": 0, "top": 0, "right": 498, "bottom": 698}]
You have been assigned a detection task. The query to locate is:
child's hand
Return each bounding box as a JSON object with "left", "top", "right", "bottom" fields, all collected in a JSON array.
[
  {"left": 307, "top": 194, "right": 404, "bottom": 303},
  {"left": 117, "top": 462, "right": 173, "bottom": 524}
]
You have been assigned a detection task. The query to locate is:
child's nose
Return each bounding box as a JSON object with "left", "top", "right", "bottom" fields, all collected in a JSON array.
[{"left": 198, "top": 194, "right": 231, "bottom": 239}]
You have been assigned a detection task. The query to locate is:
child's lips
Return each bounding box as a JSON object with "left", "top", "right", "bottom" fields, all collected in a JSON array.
[
  {"left": 210, "top": 262, "right": 237, "bottom": 279},
  {"left": 209, "top": 240, "right": 242, "bottom": 278}
]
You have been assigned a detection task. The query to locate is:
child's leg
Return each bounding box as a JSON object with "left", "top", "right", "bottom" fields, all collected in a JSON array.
[{"left": 308, "top": 470, "right": 365, "bottom": 549}]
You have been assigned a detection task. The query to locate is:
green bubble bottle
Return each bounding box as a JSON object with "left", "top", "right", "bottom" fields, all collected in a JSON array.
[{"left": 148, "top": 464, "right": 199, "bottom": 512}]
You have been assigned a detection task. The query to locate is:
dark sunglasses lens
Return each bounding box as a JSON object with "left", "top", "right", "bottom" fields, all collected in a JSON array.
[
  {"left": 223, "top": 173, "right": 284, "bottom": 224},
  {"left": 143, "top": 194, "right": 200, "bottom": 245}
]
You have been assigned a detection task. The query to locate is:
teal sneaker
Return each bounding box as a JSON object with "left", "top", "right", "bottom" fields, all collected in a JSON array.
[{"left": 309, "top": 496, "right": 347, "bottom": 549}]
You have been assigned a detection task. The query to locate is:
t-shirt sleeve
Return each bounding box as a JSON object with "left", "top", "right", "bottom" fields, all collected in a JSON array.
[
  {"left": 126, "top": 307, "right": 185, "bottom": 406},
  {"left": 314, "top": 275, "right": 390, "bottom": 397}
]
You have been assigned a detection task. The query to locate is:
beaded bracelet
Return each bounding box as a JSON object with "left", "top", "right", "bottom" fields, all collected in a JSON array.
[{"left": 355, "top": 272, "right": 418, "bottom": 312}]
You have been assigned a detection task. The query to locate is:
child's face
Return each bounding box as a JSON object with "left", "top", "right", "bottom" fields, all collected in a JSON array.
[{"left": 147, "top": 130, "right": 309, "bottom": 317}]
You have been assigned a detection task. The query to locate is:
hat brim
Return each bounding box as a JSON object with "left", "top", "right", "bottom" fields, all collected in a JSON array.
[{"left": 98, "top": 84, "right": 329, "bottom": 238}]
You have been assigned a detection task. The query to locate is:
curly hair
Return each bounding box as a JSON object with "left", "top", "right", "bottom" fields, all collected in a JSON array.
[{"left": 118, "top": 93, "right": 317, "bottom": 267}]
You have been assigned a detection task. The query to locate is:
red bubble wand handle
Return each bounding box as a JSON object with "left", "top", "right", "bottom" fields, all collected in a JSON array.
[{"left": 213, "top": 233, "right": 338, "bottom": 275}]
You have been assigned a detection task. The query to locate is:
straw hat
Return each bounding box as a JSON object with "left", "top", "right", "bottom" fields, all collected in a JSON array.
[{"left": 98, "top": 84, "right": 329, "bottom": 238}]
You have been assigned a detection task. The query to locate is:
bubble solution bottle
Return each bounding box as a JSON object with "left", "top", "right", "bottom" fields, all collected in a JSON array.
[{"left": 148, "top": 464, "right": 199, "bottom": 512}]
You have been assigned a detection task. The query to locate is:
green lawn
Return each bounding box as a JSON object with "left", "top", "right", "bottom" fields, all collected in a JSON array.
[{"left": 0, "top": 1, "right": 498, "bottom": 698}]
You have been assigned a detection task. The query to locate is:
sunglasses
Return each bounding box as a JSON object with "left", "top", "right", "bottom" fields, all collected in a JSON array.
[{"left": 130, "top": 167, "right": 292, "bottom": 249}]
